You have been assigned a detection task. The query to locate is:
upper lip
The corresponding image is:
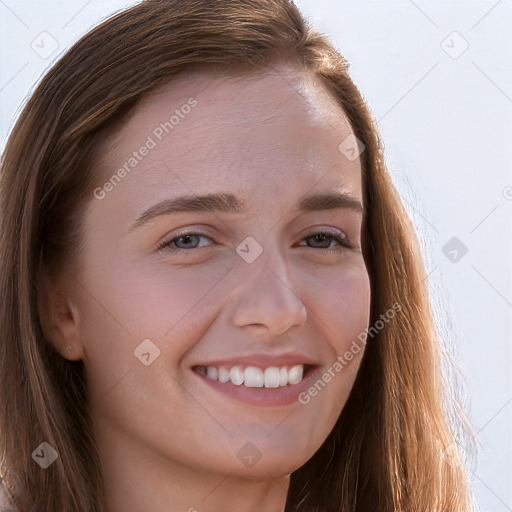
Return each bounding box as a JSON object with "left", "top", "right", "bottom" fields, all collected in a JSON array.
[{"left": 192, "top": 350, "right": 320, "bottom": 369}]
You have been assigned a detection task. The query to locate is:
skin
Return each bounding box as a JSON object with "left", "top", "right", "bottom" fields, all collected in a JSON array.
[{"left": 44, "top": 65, "right": 371, "bottom": 512}]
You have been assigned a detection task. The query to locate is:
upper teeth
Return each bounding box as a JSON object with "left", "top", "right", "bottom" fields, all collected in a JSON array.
[{"left": 196, "top": 365, "right": 305, "bottom": 388}]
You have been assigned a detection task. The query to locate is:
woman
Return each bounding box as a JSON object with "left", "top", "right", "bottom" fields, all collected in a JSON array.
[{"left": 0, "top": 0, "right": 476, "bottom": 511}]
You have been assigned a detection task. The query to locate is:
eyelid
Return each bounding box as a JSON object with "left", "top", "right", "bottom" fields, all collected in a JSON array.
[{"left": 302, "top": 226, "right": 346, "bottom": 239}]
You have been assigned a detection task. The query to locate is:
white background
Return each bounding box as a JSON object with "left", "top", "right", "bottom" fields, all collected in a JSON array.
[{"left": 1, "top": 1, "right": 511, "bottom": 510}]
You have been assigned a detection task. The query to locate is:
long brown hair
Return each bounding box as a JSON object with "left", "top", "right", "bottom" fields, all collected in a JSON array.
[{"left": 0, "top": 1, "right": 476, "bottom": 510}]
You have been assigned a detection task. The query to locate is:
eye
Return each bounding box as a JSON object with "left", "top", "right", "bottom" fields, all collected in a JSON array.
[
  {"left": 157, "top": 231, "right": 213, "bottom": 251},
  {"left": 299, "top": 229, "right": 352, "bottom": 250},
  {"left": 157, "top": 228, "right": 353, "bottom": 253}
]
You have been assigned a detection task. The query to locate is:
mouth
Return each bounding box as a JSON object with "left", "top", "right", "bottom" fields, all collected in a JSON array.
[
  {"left": 191, "top": 363, "right": 318, "bottom": 406},
  {"left": 193, "top": 363, "right": 314, "bottom": 388}
]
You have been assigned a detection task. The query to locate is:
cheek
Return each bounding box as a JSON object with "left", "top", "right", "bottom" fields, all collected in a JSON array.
[
  {"left": 75, "top": 258, "right": 229, "bottom": 397},
  {"left": 82, "top": 258, "right": 230, "bottom": 341},
  {"left": 331, "top": 266, "right": 371, "bottom": 353},
  {"left": 308, "top": 262, "right": 371, "bottom": 353},
  {"left": 297, "top": 263, "right": 371, "bottom": 443},
  {"left": 326, "top": 264, "right": 371, "bottom": 388}
]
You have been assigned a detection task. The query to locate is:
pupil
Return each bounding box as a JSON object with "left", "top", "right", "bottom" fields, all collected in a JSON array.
[
  {"left": 310, "top": 234, "right": 330, "bottom": 248},
  {"left": 179, "top": 235, "right": 196, "bottom": 248}
]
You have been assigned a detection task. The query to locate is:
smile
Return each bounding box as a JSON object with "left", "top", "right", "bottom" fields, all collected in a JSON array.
[{"left": 194, "top": 364, "right": 309, "bottom": 388}]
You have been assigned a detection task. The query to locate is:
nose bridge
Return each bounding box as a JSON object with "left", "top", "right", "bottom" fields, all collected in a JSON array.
[{"left": 231, "top": 237, "right": 307, "bottom": 334}]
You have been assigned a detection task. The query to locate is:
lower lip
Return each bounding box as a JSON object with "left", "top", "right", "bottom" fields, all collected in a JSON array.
[{"left": 192, "top": 366, "right": 318, "bottom": 406}]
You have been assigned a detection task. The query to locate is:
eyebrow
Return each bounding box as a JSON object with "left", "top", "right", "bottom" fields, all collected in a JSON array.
[{"left": 128, "top": 191, "right": 363, "bottom": 231}]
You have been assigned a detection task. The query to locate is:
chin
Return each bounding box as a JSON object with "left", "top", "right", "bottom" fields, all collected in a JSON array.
[
  {"left": 231, "top": 442, "right": 319, "bottom": 480},
  {"left": 232, "top": 458, "right": 305, "bottom": 481}
]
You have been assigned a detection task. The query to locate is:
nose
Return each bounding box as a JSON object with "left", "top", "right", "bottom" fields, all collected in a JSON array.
[{"left": 231, "top": 248, "right": 307, "bottom": 336}]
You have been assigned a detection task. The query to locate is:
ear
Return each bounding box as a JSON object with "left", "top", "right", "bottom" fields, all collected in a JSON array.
[{"left": 37, "top": 267, "right": 84, "bottom": 361}]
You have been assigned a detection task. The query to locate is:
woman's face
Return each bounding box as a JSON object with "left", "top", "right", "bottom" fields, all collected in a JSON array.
[{"left": 66, "top": 65, "right": 371, "bottom": 480}]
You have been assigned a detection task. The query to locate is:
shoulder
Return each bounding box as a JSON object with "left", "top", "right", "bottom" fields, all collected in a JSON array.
[{"left": 0, "top": 475, "right": 22, "bottom": 512}]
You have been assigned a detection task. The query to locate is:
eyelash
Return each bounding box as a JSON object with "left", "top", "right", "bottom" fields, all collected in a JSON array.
[{"left": 156, "top": 228, "right": 353, "bottom": 253}]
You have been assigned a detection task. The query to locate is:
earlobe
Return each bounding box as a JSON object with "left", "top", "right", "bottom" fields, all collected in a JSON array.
[{"left": 37, "top": 269, "right": 84, "bottom": 361}]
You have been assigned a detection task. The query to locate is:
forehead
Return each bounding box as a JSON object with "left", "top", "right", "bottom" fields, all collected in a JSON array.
[
  {"left": 93, "top": 65, "right": 362, "bottom": 217},
  {"left": 129, "top": 64, "right": 353, "bottom": 130}
]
